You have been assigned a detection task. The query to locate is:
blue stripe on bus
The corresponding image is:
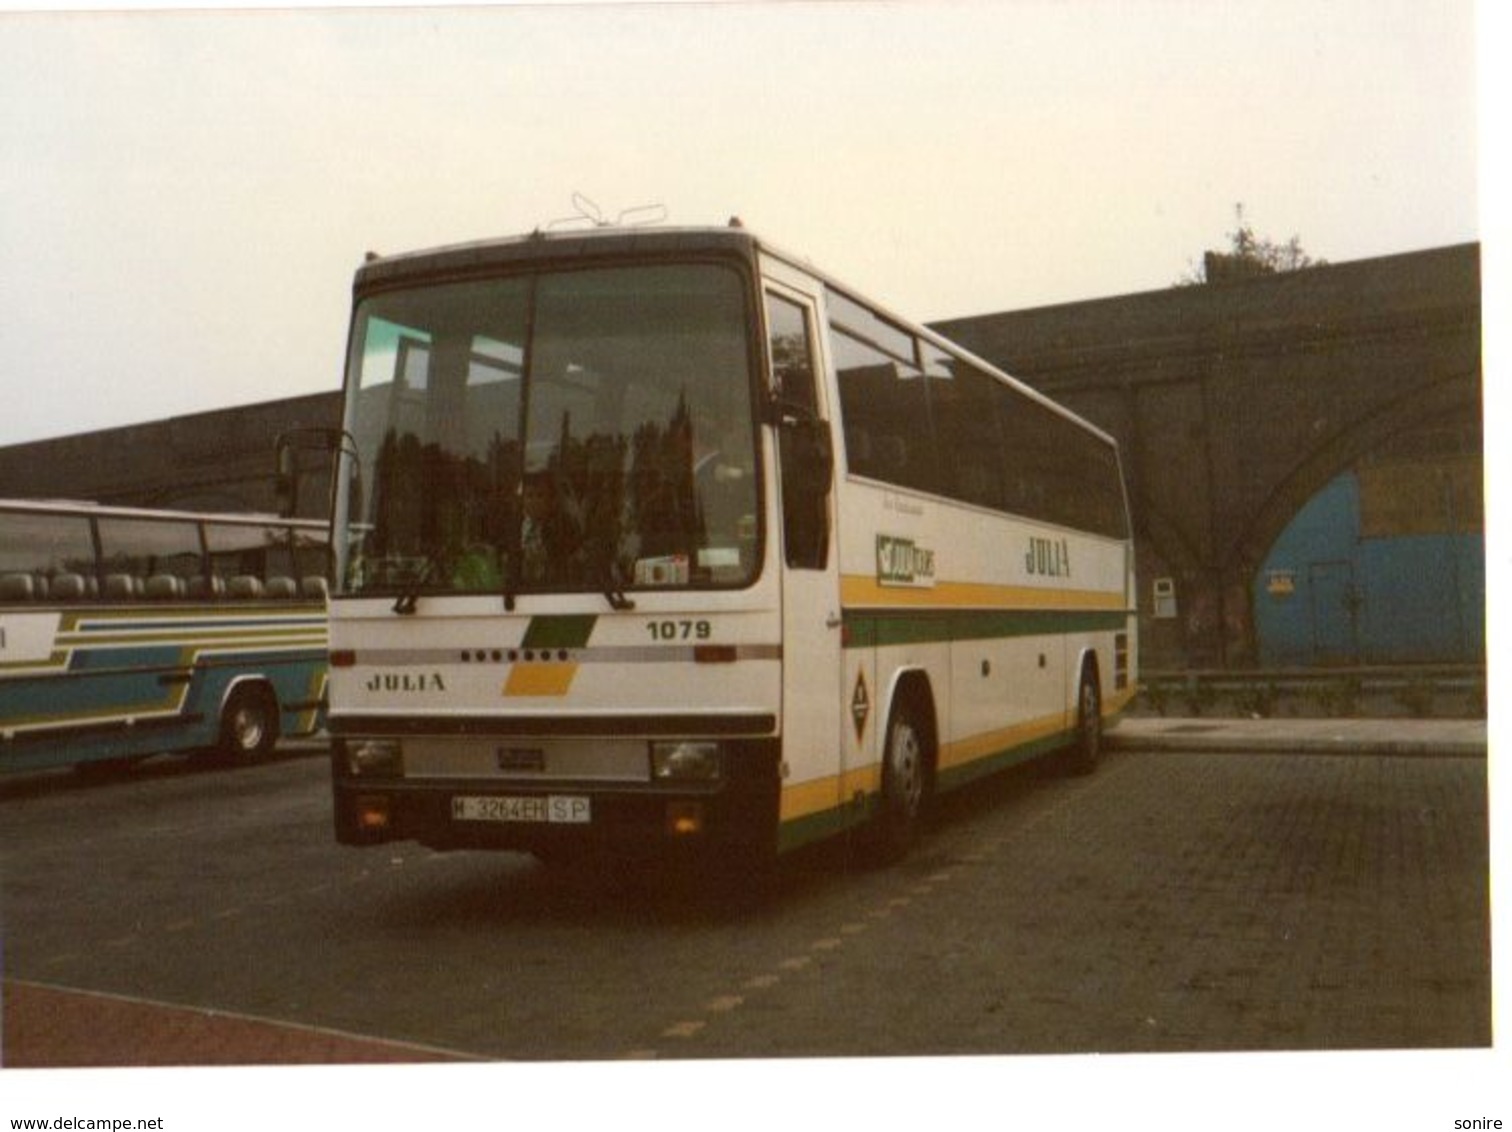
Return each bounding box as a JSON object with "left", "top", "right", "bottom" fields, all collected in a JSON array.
[
  {"left": 70, "top": 616, "right": 322, "bottom": 632},
  {"left": 68, "top": 646, "right": 186, "bottom": 671}
]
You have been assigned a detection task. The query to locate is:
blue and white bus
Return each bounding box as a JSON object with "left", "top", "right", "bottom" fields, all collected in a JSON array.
[{"left": 0, "top": 499, "right": 330, "bottom": 774}]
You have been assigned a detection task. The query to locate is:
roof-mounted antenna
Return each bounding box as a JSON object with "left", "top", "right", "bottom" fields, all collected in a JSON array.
[
  {"left": 546, "top": 193, "right": 668, "bottom": 231},
  {"left": 617, "top": 202, "right": 669, "bottom": 227}
]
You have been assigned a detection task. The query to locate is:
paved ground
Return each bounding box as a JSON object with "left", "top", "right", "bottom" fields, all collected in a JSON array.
[
  {"left": 673, "top": 732, "right": 1492, "bottom": 1058},
  {"left": 2, "top": 716, "right": 1491, "bottom": 1066}
]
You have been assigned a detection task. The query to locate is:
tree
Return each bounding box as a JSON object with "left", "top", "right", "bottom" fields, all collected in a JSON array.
[{"left": 1178, "top": 203, "right": 1325, "bottom": 285}]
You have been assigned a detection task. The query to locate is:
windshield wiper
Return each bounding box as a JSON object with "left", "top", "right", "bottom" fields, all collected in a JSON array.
[
  {"left": 391, "top": 551, "right": 447, "bottom": 615},
  {"left": 593, "top": 553, "right": 634, "bottom": 611}
]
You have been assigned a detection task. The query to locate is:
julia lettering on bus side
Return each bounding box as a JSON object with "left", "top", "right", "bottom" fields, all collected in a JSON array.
[
  {"left": 365, "top": 672, "right": 447, "bottom": 693},
  {"left": 1025, "top": 536, "right": 1071, "bottom": 578}
]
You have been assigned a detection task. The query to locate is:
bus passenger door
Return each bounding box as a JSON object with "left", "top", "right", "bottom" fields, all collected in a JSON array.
[{"left": 764, "top": 283, "right": 845, "bottom": 840}]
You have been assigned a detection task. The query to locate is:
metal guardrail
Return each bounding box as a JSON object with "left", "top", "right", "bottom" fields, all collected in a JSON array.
[{"left": 1135, "top": 666, "right": 1486, "bottom": 719}]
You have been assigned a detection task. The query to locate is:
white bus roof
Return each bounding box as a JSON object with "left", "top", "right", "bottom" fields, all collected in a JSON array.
[
  {"left": 353, "top": 223, "right": 1120, "bottom": 451},
  {"left": 0, "top": 498, "right": 323, "bottom": 526}
]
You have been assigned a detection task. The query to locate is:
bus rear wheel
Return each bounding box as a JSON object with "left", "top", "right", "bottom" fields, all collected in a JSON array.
[
  {"left": 1065, "top": 665, "right": 1102, "bottom": 776},
  {"left": 218, "top": 685, "right": 278, "bottom": 762}
]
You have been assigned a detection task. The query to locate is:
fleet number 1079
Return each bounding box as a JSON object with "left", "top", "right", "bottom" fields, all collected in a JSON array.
[{"left": 647, "top": 619, "right": 712, "bottom": 641}]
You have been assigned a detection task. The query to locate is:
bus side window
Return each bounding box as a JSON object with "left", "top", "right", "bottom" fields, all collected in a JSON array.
[
  {"left": 0, "top": 510, "right": 96, "bottom": 603},
  {"left": 96, "top": 516, "right": 203, "bottom": 603},
  {"left": 765, "top": 291, "right": 831, "bottom": 570}
]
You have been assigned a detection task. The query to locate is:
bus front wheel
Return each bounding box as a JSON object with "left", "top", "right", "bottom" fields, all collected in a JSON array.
[
  {"left": 218, "top": 685, "right": 278, "bottom": 762},
  {"left": 870, "top": 699, "right": 931, "bottom": 863}
]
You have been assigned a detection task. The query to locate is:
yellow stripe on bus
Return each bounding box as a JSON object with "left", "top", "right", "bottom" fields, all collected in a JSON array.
[
  {"left": 779, "top": 691, "right": 1136, "bottom": 825},
  {"left": 779, "top": 775, "right": 838, "bottom": 822},
  {"left": 780, "top": 764, "right": 880, "bottom": 823},
  {"left": 840, "top": 575, "right": 1127, "bottom": 611},
  {"left": 503, "top": 662, "right": 579, "bottom": 697},
  {"left": 939, "top": 711, "right": 1067, "bottom": 770}
]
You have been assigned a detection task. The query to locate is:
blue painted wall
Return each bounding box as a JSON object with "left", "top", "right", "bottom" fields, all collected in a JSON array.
[{"left": 1254, "top": 471, "right": 1484, "bottom": 666}]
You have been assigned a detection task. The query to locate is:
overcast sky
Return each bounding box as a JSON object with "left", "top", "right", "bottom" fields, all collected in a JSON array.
[{"left": 0, "top": 0, "right": 1490, "bottom": 449}]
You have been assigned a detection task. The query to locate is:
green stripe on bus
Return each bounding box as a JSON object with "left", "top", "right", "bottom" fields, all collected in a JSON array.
[
  {"left": 777, "top": 804, "right": 861, "bottom": 855},
  {"left": 521, "top": 615, "right": 597, "bottom": 649},
  {"left": 844, "top": 608, "right": 1128, "bottom": 648},
  {"left": 776, "top": 727, "right": 1077, "bottom": 855}
]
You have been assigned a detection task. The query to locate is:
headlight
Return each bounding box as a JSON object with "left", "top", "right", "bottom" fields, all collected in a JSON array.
[
  {"left": 345, "top": 738, "right": 404, "bottom": 777},
  {"left": 650, "top": 740, "right": 722, "bottom": 782}
]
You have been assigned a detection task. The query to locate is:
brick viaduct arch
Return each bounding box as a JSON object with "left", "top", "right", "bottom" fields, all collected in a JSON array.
[
  {"left": 935, "top": 243, "right": 1482, "bottom": 669},
  {"left": 1234, "top": 368, "right": 1480, "bottom": 570}
]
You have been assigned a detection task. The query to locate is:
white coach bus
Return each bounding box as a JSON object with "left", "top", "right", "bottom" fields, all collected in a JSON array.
[{"left": 324, "top": 223, "right": 1135, "bottom": 874}]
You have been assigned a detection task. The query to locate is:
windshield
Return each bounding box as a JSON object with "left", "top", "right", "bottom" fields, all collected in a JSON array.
[{"left": 335, "top": 262, "right": 760, "bottom": 599}]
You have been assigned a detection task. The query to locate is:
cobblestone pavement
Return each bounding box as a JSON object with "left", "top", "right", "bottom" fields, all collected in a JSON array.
[
  {"left": 670, "top": 748, "right": 1491, "bottom": 1058},
  {"left": 1, "top": 740, "right": 1491, "bottom": 1064}
]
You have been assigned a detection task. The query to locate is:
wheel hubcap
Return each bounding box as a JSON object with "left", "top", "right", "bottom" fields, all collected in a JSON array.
[
  {"left": 890, "top": 721, "right": 924, "bottom": 816},
  {"left": 233, "top": 706, "right": 265, "bottom": 751}
]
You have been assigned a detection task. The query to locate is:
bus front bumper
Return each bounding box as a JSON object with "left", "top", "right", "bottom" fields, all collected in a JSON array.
[{"left": 331, "top": 738, "right": 780, "bottom": 858}]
